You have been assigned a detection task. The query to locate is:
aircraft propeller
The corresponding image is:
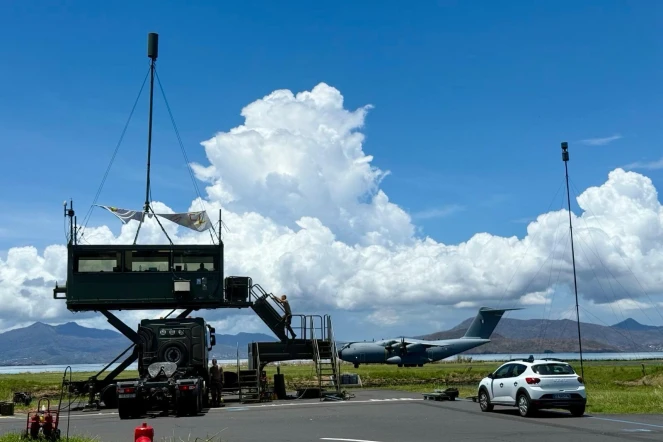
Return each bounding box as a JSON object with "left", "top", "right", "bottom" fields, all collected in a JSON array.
[
  {"left": 385, "top": 337, "right": 408, "bottom": 355},
  {"left": 399, "top": 337, "right": 408, "bottom": 355}
]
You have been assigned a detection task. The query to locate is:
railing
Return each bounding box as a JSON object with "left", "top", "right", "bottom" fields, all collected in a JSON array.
[
  {"left": 249, "top": 283, "right": 272, "bottom": 303},
  {"left": 325, "top": 315, "right": 341, "bottom": 388},
  {"left": 310, "top": 316, "right": 322, "bottom": 392},
  {"left": 249, "top": 283, "right": 337, "bottom": 345}
]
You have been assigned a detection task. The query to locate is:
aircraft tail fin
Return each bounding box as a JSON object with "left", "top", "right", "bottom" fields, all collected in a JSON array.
[{"left": 462, "top": 307, "right": 521, "bottom": 339}]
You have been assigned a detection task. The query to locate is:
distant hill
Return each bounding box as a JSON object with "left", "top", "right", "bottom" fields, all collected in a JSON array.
[
  {"left": 418, "top": 317, "right": 663, "bottom": 353},
  {"left": 0, "top": 322, "right": 276, "bottom": 366},
  {"left": 612, "top": 318, "right": 660, "bottom": 332}
]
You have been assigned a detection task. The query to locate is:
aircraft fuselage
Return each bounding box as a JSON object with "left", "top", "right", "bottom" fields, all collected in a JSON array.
[{"left": 337, "top": 338, "right": 491, "bottom": 367}]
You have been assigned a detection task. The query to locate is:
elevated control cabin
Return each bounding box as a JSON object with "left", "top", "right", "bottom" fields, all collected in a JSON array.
[{"left": 54, "top": 243, "right": 253, "bottom": 311}]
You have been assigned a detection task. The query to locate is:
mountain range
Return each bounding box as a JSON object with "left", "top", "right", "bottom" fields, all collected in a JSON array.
[
  {"left": 1, "top": 315, "right": 662, "bottom": 366},
  {"left": 0, "top": 322, "right": 276, "bottom": 366},
  {"left": 418, "top": 317, "right": 663, "bottom": 354}
]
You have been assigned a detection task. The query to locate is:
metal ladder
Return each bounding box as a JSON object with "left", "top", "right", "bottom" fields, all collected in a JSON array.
[
  {"left": 326, "top": 315, "right": 342, "bottom": 394},
  {"left": 239, "top": 343, "right": 261, "bottom": 403},
  {"left": 311, "top": 315, "right": 341, "bottom": 398}
]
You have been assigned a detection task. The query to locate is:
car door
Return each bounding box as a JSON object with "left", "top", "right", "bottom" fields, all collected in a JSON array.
[
  {"left": 490, "top": 363, "right": 514, "bottom": 403},
  {"left": 502, "top": 363, "right": 527, "bottom": 405}
]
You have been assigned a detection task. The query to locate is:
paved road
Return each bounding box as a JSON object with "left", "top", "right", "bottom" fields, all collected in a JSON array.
[{"left": 2, "top": 390, "right": 662, "bottom": 441}]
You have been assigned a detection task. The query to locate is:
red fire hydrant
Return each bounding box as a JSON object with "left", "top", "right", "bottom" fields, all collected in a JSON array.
[{"left": 135, "top": 422, "right": 154, "bottom": 442}]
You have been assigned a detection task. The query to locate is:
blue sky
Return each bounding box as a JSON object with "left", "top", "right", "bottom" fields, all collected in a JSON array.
[
  {"left": 1, "top": 1, "right": 663, "bottom": 338},
  {"left": 1, "top": 0, "right": 661, "bottom": 250}
]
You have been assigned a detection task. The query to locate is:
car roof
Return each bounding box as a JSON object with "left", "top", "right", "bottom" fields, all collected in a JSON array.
[{"left": 498, "top": 356, "right": 571, "bottom": 365}]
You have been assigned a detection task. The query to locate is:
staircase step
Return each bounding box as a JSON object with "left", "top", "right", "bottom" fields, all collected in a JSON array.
[{"left": 250, "top": 297, "right": 289, "bottom": 341}]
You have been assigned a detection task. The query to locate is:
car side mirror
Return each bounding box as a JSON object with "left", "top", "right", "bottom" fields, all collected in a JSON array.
[{"left": 487, "top": 373, "right": 494, "bottom": 379}]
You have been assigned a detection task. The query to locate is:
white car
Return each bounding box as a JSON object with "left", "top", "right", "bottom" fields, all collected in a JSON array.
[{"left": 477, "top": 356, "right": 586, "bottom": 417}]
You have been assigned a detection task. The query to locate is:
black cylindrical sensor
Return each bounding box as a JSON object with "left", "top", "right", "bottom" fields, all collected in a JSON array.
[
  {"left": 561, "top": 141, "right": 569, "bottom": 162},
  {"left": 148, "top": 33, "right": 159, "bottom": 60}
]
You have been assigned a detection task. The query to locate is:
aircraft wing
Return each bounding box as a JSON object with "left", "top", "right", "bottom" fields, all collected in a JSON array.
[{"left": 375, "top": 337, "right": 446, "bottom": 348}]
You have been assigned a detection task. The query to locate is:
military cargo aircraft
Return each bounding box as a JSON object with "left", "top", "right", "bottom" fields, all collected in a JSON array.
[{"left": 337, "top": 307, "right": 519, "bottom": 367}]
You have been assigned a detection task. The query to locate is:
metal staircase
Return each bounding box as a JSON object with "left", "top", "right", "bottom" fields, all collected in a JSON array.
[
  {"left": 312, "top": 315, "right": 341, "bottom": 398},
  {"left": 239, "top": 343, "right": 262, "bottom": 403},
  {"left": 249, "top": 285, "right": 289, "bottom": 341},
  {"left": 239, "top": 281, "right": 344, "bottom": 401}
]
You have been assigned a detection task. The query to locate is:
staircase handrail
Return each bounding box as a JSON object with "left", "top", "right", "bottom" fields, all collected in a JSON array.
[
  {"left": 255, "top": 342, "right": 261, "bottom": 398},
  {"left": 250, "top": 283, "right": 287, "bottom": 315},
  {"left": 308, "top": 314, "right": 324, "bottom": 341},
  {"left": 310, "top": 316, "right": 322, "bottom": 392},
  {"left": 326, "top": 315, "right": 341, "bottom": 393}
]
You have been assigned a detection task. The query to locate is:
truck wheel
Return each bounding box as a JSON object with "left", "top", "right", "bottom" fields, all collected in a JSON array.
[
  {"left": 202, "top": 388, "right": 209, "bottom": 408},
  {"left": 118, "top": 405, "right": 131, "bottom": 420},
  {"left": 101, "top": 385, "right": 118, "bottom": 409},
  {"left": 175, "top": 396, "right": 186, "bottom": 417}
]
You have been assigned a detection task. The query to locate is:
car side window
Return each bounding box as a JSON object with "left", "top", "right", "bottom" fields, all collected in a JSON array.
[
  {"left": 493, "top": 364, "right": 512, "bottom": 379},
  {"left": 512, "top": 363, "right": 527, "bottom": 377}
]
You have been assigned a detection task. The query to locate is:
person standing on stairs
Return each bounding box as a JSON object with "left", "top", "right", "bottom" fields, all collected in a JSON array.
[{"left": 273, "top": 294, "right": 297, "bottom": 340}]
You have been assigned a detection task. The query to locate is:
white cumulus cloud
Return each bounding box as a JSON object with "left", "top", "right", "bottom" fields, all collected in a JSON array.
[{"left": 1, "top": 83, "right": 663, "bottom": 336}]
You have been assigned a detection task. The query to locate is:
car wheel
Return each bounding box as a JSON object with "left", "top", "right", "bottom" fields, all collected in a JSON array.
[
  {"left": 569, "top": 405, "right": 585, "bottom": 417},
  {"left": 517, "top": 392, "right": 534, "bottom": 417},
  {"left": 479, "top": 389, "right": 493, "bottom": 412}
]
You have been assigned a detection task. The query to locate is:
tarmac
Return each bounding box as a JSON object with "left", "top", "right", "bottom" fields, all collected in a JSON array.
[{"left": 1, "top": 389, "right": 662, "bottom": 442}]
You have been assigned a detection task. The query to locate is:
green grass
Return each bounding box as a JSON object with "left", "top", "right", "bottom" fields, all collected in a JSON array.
[{"left": 1, "top": 359, "right": 662, "bottom": 415}]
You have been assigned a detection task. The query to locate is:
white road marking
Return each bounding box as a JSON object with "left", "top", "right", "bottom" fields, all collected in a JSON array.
[
  {"left": 589, "top": 416, "right": 663, "bottom": 429},
  {"left": 321, "top": 439, "right": 383, "bottom": 442}
]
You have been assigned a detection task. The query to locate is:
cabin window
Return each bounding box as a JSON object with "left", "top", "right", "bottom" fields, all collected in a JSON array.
[
  {"left": 130, "top": 250, "right": 170, "bottom": 272},
  {"left": 75, "top": 252, "right": 121, "bottom": 273},
  {"left": 172, "top": 252, "right": 216, "bottom": 272}
]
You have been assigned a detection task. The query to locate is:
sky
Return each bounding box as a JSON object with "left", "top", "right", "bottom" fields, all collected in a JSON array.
[{"left": 1, "top": 1, "right": 663, "bottom": 349}]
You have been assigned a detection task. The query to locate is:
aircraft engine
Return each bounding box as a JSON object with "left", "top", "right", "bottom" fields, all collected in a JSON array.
[{"left": 405, "top": 343, "right": 425, "bottom": 353}]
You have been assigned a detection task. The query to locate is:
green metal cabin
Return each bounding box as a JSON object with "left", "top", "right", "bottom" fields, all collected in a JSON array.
[{"left": 53, "top": 242, "right": 251, "bottom": 311}]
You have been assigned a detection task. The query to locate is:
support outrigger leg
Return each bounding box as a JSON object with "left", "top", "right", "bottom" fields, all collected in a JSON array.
[
  {"left": 178, "top": 309, "right": 195, "bottom": 318},
  {"left": 79, "top": 310, "right": 142, "bottom": 411}
]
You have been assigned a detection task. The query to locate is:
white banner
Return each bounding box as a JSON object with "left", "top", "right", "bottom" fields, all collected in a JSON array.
[
  {"left": 158, "top": 211, "right": 213, "bottom": 232},
  {"left": 96, "top": 205, "right": 148, "bottom": 224},
  {"left": 96, "top": 205, "right": 212, "bottom": 232}
]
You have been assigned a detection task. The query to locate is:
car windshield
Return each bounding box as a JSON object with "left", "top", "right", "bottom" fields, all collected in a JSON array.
[{"left": 532, "top": 363, "right": 575, "bottom": 375}]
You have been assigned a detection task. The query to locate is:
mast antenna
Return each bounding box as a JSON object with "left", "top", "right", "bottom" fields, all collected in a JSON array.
[
  {"left": 133, "top": 32, "right": 172, "bottom": 245},
  {"left": 561, "top": 141, "right": 584, "bottom": 379}
]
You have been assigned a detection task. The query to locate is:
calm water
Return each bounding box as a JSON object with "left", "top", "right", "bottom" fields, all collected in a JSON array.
[
  {"left": 463, "top": 351, "right": 663, "bottom": 362},
  {"left": 1, "top": 352, "right": 661, "bottom": 374}
]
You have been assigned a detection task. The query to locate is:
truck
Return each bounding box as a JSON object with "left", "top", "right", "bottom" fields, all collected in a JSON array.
[{"left": 115, "top": 317, "right": 216, "bottom": 419}]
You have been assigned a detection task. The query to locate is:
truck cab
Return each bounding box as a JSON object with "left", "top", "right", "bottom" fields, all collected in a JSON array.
[{"left": 116, "top": 316, "right": 216, "bottom": 419}]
